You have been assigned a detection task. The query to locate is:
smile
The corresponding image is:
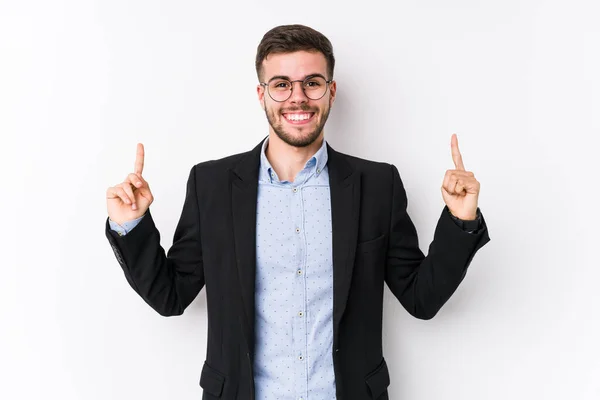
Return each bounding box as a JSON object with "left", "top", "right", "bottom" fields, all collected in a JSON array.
[{"left": 283, "top": 112, "right": 315, "bottom": 124}]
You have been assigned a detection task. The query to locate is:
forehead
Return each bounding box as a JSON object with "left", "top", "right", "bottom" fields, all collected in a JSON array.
[{"left": 261, "top": 50, "right": 328, "bottom": 80}]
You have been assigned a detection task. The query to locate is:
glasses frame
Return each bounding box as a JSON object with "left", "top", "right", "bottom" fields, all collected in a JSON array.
[{"left": 260, "top": 75, "right": 334, "bottom": 102}]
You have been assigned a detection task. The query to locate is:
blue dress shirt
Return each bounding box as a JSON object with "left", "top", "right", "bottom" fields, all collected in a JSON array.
[{"left": 253, "top": 137, "right": 335, "bottom": 399}]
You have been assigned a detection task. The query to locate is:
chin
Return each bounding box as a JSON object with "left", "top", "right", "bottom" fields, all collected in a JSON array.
[{"left": 274, "top": 127, "right": 321, "bottom": 148}]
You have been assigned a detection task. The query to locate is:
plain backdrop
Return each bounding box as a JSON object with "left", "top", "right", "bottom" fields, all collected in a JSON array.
[{"left": 1, "top": 0, "right": 599, "bottom": 399}]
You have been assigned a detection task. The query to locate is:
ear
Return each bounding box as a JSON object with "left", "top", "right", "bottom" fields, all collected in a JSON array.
[
  {"left": 328, "top": 80, "right": 337, "bottom": 107},
  {"left": 257, "top": 84, "right": 266, "bottom": 110}
]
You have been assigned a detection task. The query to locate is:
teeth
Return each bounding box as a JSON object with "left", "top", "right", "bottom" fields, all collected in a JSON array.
[{"left": 286, "top": 113, "right": 311, "bottom": 121}]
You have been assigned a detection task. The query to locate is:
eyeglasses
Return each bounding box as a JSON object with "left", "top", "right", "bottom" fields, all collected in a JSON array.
[{"left": 260, "top": 75, "right": 333, "bottom": 102}]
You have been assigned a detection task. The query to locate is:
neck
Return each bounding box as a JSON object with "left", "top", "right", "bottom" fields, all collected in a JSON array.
[{"left": 265, "top": 132, "right": 324, "bottom": 183}]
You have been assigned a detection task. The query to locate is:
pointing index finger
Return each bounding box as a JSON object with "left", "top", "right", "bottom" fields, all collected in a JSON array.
[
  {"left": 451, "top": 134, "right": 465, "bottom": 171},
  {"left": 134, "top": 143, "right": 145, "bottom": 175}
]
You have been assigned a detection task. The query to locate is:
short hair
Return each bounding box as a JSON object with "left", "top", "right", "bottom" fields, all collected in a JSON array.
[{"left": 255, "top": 24, "right": 335, "bottom": 81}]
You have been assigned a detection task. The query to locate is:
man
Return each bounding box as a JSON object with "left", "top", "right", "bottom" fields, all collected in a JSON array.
[{"left": 106, "top": 24, "right": 489, "bottom": 400}]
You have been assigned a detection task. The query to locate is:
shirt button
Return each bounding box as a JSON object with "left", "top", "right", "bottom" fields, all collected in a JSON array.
[
  {"left": 299, "top": 355, "right": 304, "bottom": 361},
  {"left": 297, "top": 269, "right": 303, "bottom": 275},
  {"left": 298, "top": 311, "right": 304, "bottom": 317},
  {"left": 292, "top": 187, "right": 298, "bottom": 193},
  {"left": 295, "top": 228, "right": 300, "bottom": 233}
]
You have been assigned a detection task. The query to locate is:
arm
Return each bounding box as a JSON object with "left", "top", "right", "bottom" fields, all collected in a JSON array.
[
  {"left": 105, "top": 166, "right": 205, "bottom": 316},
  {"left": 385, "top": 164, "right": 490, "bottom": 320}
]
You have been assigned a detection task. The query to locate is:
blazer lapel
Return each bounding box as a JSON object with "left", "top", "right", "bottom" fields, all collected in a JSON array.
[
  {"left": 230, "top": 139, "right": 264, "bottom": 358},
  {"left": 327, "top": 143, "right": 361, "bottom": 350}
]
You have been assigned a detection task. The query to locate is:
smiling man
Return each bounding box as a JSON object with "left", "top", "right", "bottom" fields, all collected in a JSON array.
[{"left": 105, "top": 24, "right": 490, "bottom": 400}]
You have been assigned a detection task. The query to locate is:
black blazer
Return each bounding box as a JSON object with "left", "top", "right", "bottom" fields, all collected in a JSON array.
[{"left": 106, "top": 138, "right": 490, "bottom": 400}]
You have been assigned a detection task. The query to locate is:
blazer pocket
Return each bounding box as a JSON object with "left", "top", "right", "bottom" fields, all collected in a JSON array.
[
  {"left": 356, "top": 234, "right": 387, "bottom": 254},
  {"left": 365, "top": 358, "right": 390, "bottom": 399},
  {"left": 200, "top": 361, "right": 226, "bottom": 398}
]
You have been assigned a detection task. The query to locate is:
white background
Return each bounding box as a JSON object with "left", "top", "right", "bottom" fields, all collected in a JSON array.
[{"left": 1, "top": 0, "right": 599, "bottom": 399}]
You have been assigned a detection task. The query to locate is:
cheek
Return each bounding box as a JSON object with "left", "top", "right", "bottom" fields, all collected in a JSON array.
[{"left": 266, "top": 103, "right": 281, "bottom": 117}]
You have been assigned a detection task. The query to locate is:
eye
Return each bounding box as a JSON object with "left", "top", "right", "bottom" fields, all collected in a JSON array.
[
  {"left": 304, "top": 79, "right": 321, "bottom": 88},
  {"left": 270, "top": 80, "right": 291, "bottom": 90}
]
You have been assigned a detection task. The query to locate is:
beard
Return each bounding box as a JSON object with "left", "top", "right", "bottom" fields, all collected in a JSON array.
[{"left": 264, "top": 102, "right": 331, "bottom": 148}]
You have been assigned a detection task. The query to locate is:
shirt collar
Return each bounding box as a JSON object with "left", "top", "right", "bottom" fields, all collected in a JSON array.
[{"left": 259, "top": 136, "right": 329, "bottom": 184}]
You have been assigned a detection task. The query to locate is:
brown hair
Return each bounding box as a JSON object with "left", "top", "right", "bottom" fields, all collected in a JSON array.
[{"left": 255, "top": 24, "right": 335, "bottom": 81}]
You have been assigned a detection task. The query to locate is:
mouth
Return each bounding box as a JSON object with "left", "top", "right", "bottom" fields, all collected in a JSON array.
[{"left": 282, "top": 112, "right": 315, "bottom": 125}]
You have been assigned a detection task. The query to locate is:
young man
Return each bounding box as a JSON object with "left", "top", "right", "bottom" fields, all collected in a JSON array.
[{"left": 106, "top": 24, "right": 490, "bottom": 400}]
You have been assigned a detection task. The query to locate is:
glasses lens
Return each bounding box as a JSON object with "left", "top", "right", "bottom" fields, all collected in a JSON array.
[
  {"left": 268, "top": 79, "right": 293, "bottom": 102},
  {"left": 267, "top": 77, "right": 328, "bottom": 101},
  {"left": 303, "top": 76, "right": 327, "bottom": 100}
]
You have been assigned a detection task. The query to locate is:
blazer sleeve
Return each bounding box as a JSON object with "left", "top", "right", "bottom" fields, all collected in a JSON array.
[
  {"left": 105, "top": 165, "right": 205, "bottom": 316},
  {"left": 385, "top": 164, "right": 490, "bottom": 320}
]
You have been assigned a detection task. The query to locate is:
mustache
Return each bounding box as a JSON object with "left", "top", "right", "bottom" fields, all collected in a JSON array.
[{"left": 281, "top": 105, "right": 315, "bottom": 113}]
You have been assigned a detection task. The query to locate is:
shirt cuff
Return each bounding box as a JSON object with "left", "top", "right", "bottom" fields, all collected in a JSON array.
[{"left": 108, "top": 214, "right": 145, "bottom": 236}]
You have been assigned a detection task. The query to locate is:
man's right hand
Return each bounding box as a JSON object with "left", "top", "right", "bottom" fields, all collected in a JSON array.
[{"left": 106, "top": 143, "right": 154, "bottom": 226}]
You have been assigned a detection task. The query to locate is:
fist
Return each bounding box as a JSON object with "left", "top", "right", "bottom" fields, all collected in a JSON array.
[{"left": 106, "top": 143, "right": 154, "bottom": 225}]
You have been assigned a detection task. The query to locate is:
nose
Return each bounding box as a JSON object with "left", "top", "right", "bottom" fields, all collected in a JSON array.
[{"left": 288, "top": 81, "right": 308, "bottom": 104}]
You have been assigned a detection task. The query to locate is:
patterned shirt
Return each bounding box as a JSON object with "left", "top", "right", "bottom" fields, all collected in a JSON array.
[{"left": 253, "top": 137, "right": 335, "bottom": 399}]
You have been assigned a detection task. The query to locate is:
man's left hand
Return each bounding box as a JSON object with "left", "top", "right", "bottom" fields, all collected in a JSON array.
[{"left": 441, "top": 134, "right": 480, "bottom": 220}]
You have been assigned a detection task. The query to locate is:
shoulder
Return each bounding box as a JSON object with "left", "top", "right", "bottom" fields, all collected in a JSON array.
[
  {"left": 195, "top": 152, "right": 248, "bottom": 170},
  {"left": 331, "top": 147, "right": 396, "bottom": 177},
  {"left": 189, "top": 148, "right": 254, "bottom": 180}
]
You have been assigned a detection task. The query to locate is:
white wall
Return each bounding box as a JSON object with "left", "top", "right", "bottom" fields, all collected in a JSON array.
[{"left": 1, "top": 0, "right": 598, "bottom": 398}]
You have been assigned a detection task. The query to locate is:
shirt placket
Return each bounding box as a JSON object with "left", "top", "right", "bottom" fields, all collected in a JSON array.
[{"left": 292, "top": 177, "right": 309, "bottom": 400}]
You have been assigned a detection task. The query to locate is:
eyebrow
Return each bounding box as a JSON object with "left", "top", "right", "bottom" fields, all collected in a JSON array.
[{"left": 266, "top": 73, "right": 327, "bottom": 82}]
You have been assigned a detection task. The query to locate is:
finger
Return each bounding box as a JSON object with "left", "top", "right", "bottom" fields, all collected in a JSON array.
[
  {"left": 445, "top": 170, "right": 474, "bottom": 178},
  {"left": 452, "top": 170, "right": 474, "bottom": 177},
  {"left": 125, "top": 173, "right": 153, "bottom": 200},
  {"left": 443, "top": 171, "right": 452, "bottom": 191},
  {"left": 119, "top": 182, "right": 138, "bottom": 210},
  {"left": 451, "top": 134, "right": 465, "bottom": 171},
  {"left": 454, "top": 179, "right": 466, "bottom": 195},
  {"left": 107, "top": 186, "right": 132, "bottom": 205},
  {"left": 106, "top": 187, "right": 123, "bottom": 201},
  {"left": 443, "top": 171, "right": 464, "bottom": 195},
  {"left": 442, "top": 172, "right": 458, "bottom": 194},
  {"left": 125, "top": 173, "right": 144, "bottom": 189},
  {"left": 443, "top": 170, "right": 463, "bottom": 189},
  {"left": 134, "top": 143, "right": 145, "bottom": 175},
  {"left": 452, "top": 175, "right": 480, "bottom": 195},
  {"left": 463, "top": 177, "right": 480, "bottom": 194}
]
